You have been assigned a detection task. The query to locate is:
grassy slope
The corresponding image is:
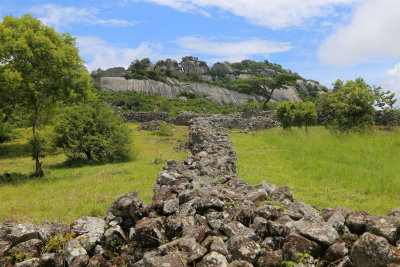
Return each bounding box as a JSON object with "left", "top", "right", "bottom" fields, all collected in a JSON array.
[
  {"left": 230, "top": 126, "right": 400, "bottom": 215},
  {"left": 0, "top": 124, "right": 189, "bottom": 224}
]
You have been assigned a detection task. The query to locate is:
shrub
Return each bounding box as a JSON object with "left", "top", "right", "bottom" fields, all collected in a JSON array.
[
  {"left": 276, "top": 101, "right": 296, "bottom": 129},
  {"left": 54, "top": 100, "right": 133, "bottom": 161},
  {"left": 277, "top": 101, "right": 317, "bottom": 131},
  {"left": 0, "top": 122, "right": 14, "bottom": 143},
  {"left": 153, "top": 122, "right": 173, "bottom": 136}
]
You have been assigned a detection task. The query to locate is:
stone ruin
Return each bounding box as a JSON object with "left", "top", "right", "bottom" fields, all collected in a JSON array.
[{"left": 2, "top": 117, "right": 400, "bottom": 266}]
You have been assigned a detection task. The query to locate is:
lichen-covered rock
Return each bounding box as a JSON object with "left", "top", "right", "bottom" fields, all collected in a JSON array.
[
  {"left": 365, "top": 216, "right": 400, "bottom": 244},
  {"left": 294, "top": 218, "right": 339, "bottom": 246},
  {"left": 107, "top": 191, "right": 144, "bottom": 219},
  {"left": 227, "top": 235, "right": 260, "bottom": 263},
  {"left": 282, "top": 233, "right": 319, "bottom": 261},
  {"left": 87, "top": 254, "right": 107, "bottom": 267},
  {"left": 250, "top": 217, "right": 268, "bottom": 240},
  {"left": 12, "top": 239, "right": 42, "bottom": 259},
  {"left": 228, "top": 260, "right": 254, "bottom": 267},
  {"left": 327, "top": 212, "right": 346, "bottom": 234},
  {"left": 15, "top": 258, "right": 40, "bottom": 267},
  {"left": 134, "top": 217, "right": 166, "bottom": 247},
  {"left": 37, "top": 221, "right": 68, "bottom": 243},
  {"left": 387, "top": 207, "right": 400, "bottom": 217},
  {"left": 210, "top": 236, "right": 229, "bottom": 256},
  {"left": 285, "top": 200, "right": 320, "bottom": 220},
  {"left": 103, "top": 225, "right": 128, "bottom": 248},
  {"left": 199, "top": 251, "right": 228, "bottom": 267},
  {"left": 256, "top": 250, "right": 280, "bottom": 267},
  {"left": 163, "top": 198, "right": 179, "bottom": 215},
  {"left": 10, "top": 223, "right": 39, "bottom": 245},
  {"left": 39, "top": 253, "right": 55, "bottom": 267},
  {"left": 351, "top": 232, "right": 400, "bottom": 267},
  {"left": 221, "top": 221, "right": 246, "bottom": 238},
  {"left": 324, "top": 242, "right": 348, "bottom": 263},
  {"left": 254, "top": 205, "right": 279, "bottom": 221},
  {"left": 71, "top": 216, "right": 105, "bottom": 250},
  {"left": 270, "top": 185, "right": 294, "bottom": 205},
  {"left": 159, "top": 237, "right": 208, "bottom": 262},
  {"left": 345, "top": 210, "right": 370, "bottom": 235},
  {"left": 63, "top": 239, "right": 87, "bottom": 266},
  {"left": 142, "top": 251, "right": 185, "bottom": 267},
  {"left": 70, "top": 254, "right": 90, "bottom": 267}
]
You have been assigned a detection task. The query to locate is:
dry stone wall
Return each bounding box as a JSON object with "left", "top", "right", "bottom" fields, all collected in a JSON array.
[{"left": 1, "top": 118, "right": 400, "bottom": 266}]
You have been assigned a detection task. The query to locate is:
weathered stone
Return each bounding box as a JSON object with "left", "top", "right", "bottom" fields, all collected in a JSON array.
[
  {"left": 70, "top": 254, "right": 90, "bottom": 267},
  {"left": 15, "top": 258, "right": 40, "bottom": 267},
  {"left": 71, "top": 216, "right": 105, "bottom": 250},
  {"left": 212, "top": 62, "right": 233, "bottom": 74},
  {"left": 270, "top": 185, "right": 294, "bottom": 204},
  {"left": 388, "top": 207, "right": 400, "bottom": 218},
  {"left": 163, "top": 198, "right": 179, "bottom": 215},
  {"left": 63, "top": 239, "right": 87, "bottom": 266},
  {"left": 285, "top": 200, "right": 320, "bottom": 220},
  {"left": 321, "top": 207, "right": 351, "bottom": 222},
  {"left": 158, "top": 237, "right": 207, "bottom": 262},
  {"left": 256, "top": 250, "right": 280, "bottom": 267},
  {"left": 294, "top": 218, "right": 339, "bottom": 246},
  {"left": 250, "top": 217, "right": 268, "bottom": 240},
  {"left": 87, "top": 254, "right": 107, "bottom": 267},
  {"left": 365, "top": 216, "right": 400, "bottom": 244},
  {"left": 268, "top": 220, "right": 291, "bottom": 237},
  {"left": 345, "top": 210, "right": 369, "bottom": 235},
  {"left": 12, "top": 239, "right": 42, "bottom": 258},
  {"left": 283, "top": 233, "right": 319, "bottom": 261},
  {"left": 198, "top": 251, "right": 228, "bottom": 267},
  {"left": 254, "top": 205, "right": 279, "bottom": 221},
  {"left": 39, "top": 253, "right": 55, "bottom": 267},
  {"left": 245, "top": 189, "right": 267, "bottom": 204},
  {"left": 327, "top": 212, "right": 346, "bottom": 234},
  {"left": 262, "top": 236, "right": 285, "bottom": 250},
  {"left": 351, "top": 232, "right": 400, "bottom": 267},
  {"left": 210, "top": 236, "right": 229, "bottom": 256},
  {"left": 228, "top": 260, "right": 254, "bottom": 267},
  {"left": 142, "top": 251, "right": 185, "bottom": 267},
  {"left": 37, "top": 221, "right": 68, "bottom": 243},
  {"left": 182, "top": 224, "right": 207, "bottom": 244},
  {"left": 10, "top": 223, "right": 39, "bottom": 245},
  {"left": 135, "top": 217, "right": 166, "bottom": 247},
  {"left": 221, "top": 221, "right": 246, "bottom": 238},
  {"left": 107, "top": 191, "right": 144, "bottom": 219},
  {"left": 0, "top": 241, "right": 11, "bottom": 257},
  {"left": 227, "top": 235, "right": 260, "bottom": 263},
  {"left": 324, "top": 242, "right": 348, "bottom": 263},
  {"left": 103, "top": 225, "right": 128, "bottom": 248},
  {"left": 259, "top": 181, "right": 277, "bottom": 194}
]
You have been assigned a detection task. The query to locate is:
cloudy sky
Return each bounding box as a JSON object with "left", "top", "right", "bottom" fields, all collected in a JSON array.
[{"left": 1, "top": 0, "right": 400, "bottom": 95}]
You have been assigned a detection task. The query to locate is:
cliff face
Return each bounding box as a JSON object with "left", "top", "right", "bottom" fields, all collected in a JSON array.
[{"left": 100, "top": 77, "right": 302, "bottom": 105}]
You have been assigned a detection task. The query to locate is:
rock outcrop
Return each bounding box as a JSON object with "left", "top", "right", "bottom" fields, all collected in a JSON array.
[{"left": 1, "top": 117, "right": 400, "bottom": 266}]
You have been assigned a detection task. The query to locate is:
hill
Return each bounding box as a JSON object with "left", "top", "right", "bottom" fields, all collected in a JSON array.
[{"left": 92, "top": 57, "right": 327, "bottom": 106}]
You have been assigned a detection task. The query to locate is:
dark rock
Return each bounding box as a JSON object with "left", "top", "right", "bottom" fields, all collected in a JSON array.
[
  {"left": 345, "top": 210, "right": 370, "bottom": 235},
  {"left": 270, "top": 185, "right": 294, "bottom": 204},
  {"left": 387, "top": 207, "right": 400, "bottom": 218},
  {"left": 39, "top": 253, "right": 55, "bottom": 267},
  {"left": 327, "top": 212, "right": 346, "bottom": 234},
  {"left": 254, "top": 205, "right": 279, "bottom": 221},
  {"left": 158, "top": 237, "right": 207, "bottom": 262},
  {"left": 142, "top": 251, "right": 185, "bottom": 267},
  {"left": 135, "top": 217, "right": 166, "bottom": 247},
  {"left": 87, "top": 254, "right": 107, "bottom": 267},
  {"left": 365, "top": 216, "right": 400, "bottom": 244},
  {"left": 11, "top": 239, "right": 42, "bottom": 258},
  {"left": 324, "top": 242, "right": 348, "bottom": 263},
  {"left": 70, "top": 254, "right": 90, "bottom": 267},
  {"left": 285, "top": 200, "right": 320, "bottom": 220},
  {"left": 351, "top": 232, "right": 400, "bottom": 267},
  {"left": 227, "top": 234, "right": 260, "bottom": 263},
  {"left": 250, "top": 217, "right": 268, "bottom": 239},
  {"left": 103, "top": 225, "right": 128, "bottom": 248},
  {"left": 268, "top": 220, "right": 291, "bottom": 237},
  {"left": 182, "top": 224, "right": 207, "bottom": 244},
  {"left": 321, "top": 207, "right": 351, "bottom": 222},
  {"left": 107, "top": 191, "right": 144, "bottom": 220},
  {"left": 15, "top": 258, "right": 40, "bottom": 267},
  {"left": 221, "top": 221, "right": 246, "bottom": 238},
  {"left": 228, "top": 260, "right": 254, "bottom": 267},
  {"left": 256, "top": 250, "right": 280, "bottom": 267},
  {"left": 282, "top": 233, "right": 319, "bottom": 261},
  {"left": 199, "top": 251, "right": 229, "bottom": 267},
  {"left": 210, "top": 236, "right": 229, "bottom": 256},
  {"left": 37, "top": 221, "right": 68, "bottom": 243}
]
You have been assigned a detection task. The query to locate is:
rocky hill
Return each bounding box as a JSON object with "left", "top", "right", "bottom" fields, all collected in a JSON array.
[{"left": 93, "top": 58, "right": 327, "bottom": 106}]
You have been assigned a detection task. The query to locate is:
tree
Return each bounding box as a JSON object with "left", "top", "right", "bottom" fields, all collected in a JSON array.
[
  {"left": 373, "top": 86, "right": 398, "bottom": 126},
  {"left": 276, "top": 101, "right": 296, "bottom": 129},
  {"left": 316, "top": 78, "right": 375, "bottom": 131},
  {"left": 0, "top": 14, "right": 92, "bottom": 176},
  {"left": 277, "top": 101, "right": 316, "bottom": 131},
  {"left": 235, "top": 73, "right": 300, "bottom": 109},
  {"left": 54, "top": 100, "right": 133, "bottom": 162}
]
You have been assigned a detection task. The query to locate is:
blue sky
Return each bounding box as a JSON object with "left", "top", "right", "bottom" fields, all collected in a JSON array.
[{"left": 1, "top": 0, "right": 400, "bottom": 96}]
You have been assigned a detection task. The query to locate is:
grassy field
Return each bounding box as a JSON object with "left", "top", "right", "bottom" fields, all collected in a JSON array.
[
  {"left": 0, "top": 123, "right": 189, "bottom": 224},
  {"left": 230, "top": 126, "right": 400, "bottom": 215}
]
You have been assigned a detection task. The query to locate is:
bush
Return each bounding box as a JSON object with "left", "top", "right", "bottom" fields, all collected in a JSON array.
[
  {"left": 277, "top": 101, "right": 317, "bottom": 131},
  {"left": 153, "top": 122, "right": 173, "bottom": 136},
  {"left": 0, "top": 122, "right": 14, "bottom": 143},
  {"left": 54, "top": 100, "right": 133, "bottom": 161},
  {"left": 276, "top": 101, "right": 296, "bottom": 129}
]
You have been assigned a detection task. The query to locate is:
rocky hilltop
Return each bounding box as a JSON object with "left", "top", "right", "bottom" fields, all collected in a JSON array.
[
  {"left": 94, "top": 57, "right": 326, "bottom": 105},
  {"left": 1, "top": 115, "right": 400, "bottom": 266}
]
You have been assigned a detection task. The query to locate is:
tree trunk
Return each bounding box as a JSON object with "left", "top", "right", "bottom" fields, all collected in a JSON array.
[
  {"left": 262, "top": 89, "right": 275, "bottom": 110},
  {"left": 32, "top": 104, "right": 44, "bottom": 177}
]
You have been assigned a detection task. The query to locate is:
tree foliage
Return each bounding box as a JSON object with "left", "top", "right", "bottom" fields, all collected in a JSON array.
[
  {"left": 0, "top": 14, "right": 92, "bottom": 176},
  {"left": 54, "top": 100, "right": 133, "bottom": 162},
  {"left": 316, "top": 78, "right": 376, "bottom": 131},
  {"left": 276, "top": 101, "right": 317, "bottom": 131}
]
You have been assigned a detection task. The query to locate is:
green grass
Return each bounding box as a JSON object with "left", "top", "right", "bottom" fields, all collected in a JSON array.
[
  {"left": 230, "top": 126, "right": 400, "bottom": 215},
  {"left": 0, "top": 123, "right": 189, "bottom": 224}
]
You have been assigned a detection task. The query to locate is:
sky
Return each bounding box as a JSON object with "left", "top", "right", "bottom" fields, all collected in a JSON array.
[{"left": 1, "top": 0, "right": 400, "bottom": 96}]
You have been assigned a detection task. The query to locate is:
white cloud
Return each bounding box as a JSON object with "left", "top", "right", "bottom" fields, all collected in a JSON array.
[
  {"left": 382, "top": 62, "right": 400, "bottom": 98},
  {"left": 77, "top": 36, "right": 163, "bottom": 71},
  {"left": 175, "top": 36, "right": 293, "bottom": 62},
  {"left": 30, "top": 4, "right": 139, "bottom": 30},
  {"left": 319, "top": 0, "right": 400, "bottom": 66},
  {"left": 140, "top": 0, "right": 360, "bottom": 29}
]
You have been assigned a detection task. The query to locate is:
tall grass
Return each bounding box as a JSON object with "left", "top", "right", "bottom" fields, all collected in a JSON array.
[
  {"left": 0, "top": 124, "right": 189, "bottom": 224},
  {"left": 230, "top": 126, "right": 400, "bottom": 215}
]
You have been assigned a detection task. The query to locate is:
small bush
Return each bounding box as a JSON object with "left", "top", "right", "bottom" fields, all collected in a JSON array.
[
  {"left": 277, "top": 101, "right": 316, "bottom": 131},
  {"left": 54, "top": 100, "right": 133, "bottom": 162},
  {"left": 154, "top": 122, "right": 173, "bottom": 136},
  {"left": 0, "top": 122, "right": 14, "bottom": 143}
]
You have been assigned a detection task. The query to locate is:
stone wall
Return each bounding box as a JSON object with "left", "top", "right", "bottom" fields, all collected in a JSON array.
[{"left": 1, "top": 118, "right": 400, "bottom": 266}]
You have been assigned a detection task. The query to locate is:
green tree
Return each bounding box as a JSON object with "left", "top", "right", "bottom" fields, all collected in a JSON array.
[
  {"left": 0, "top": 14, "right": 92, "bottom": 176},
  {"left": 235, "top": 73, "right": 300, "bottom": 109},
  {"left": 276, "top": 101, "right": 296, "bottom": 129},
  {"left": 317, "top": 78, "right": 376, "bottom": 131},
  {"left": 292, "top": 102, "right": 317, "bottom": 131},
  {"left": 54, "top": 100, "right": 133, "bottom": 162}
]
